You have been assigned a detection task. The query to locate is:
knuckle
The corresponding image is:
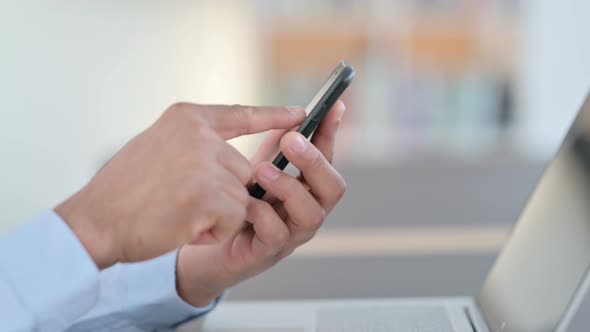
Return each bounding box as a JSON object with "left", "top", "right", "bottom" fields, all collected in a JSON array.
[
  {"left": 219, "top": 211, "right": 246, "bottom": 236},
  {"left": 229, "top": 104, "right": 242, "bottom": 111},
  {"left": 167, "top": 102, "right": 188, "bottom": 113},
  {"left": 278, "top": 247, "right": 296, "bottom": 260},
  {"left": 228, "top": 104, "right": 244, "bottom": 117},
  {"left": 165, "top": 102, "right": 189, "bottom": 119},
  {"left": 324, "top": 149, "right": 336, "bottom": 164},
  {"left": 227, "top": 181, "right": 249, "bottom": 208},
  {"left": 301, "top": 230, "right": 319, "bottom": 245},
  {"left": 188, "top": 155, "right": 208, "bottom": 172},
  {"left": 237, "top": 158, "right": 253, "bottom": 184},
  {"left": 166, "top": 102, "right": 205, "bottom": 126},
  {"left": 233, "top": 205, "right": 248, "bottom": 223},
  {"left": 310, "top": 208, "right": 326, "bottom": 229},
  {"left": 220, "top": 192, "right": 247, "bottom": 220},
  {"left": 251, "top": 199, "right": 271, "bottom": 221},
  {"left": 234, "top": 104, "right": 256, "bottom": 133},
  {"left": 175, "top": 177, "right": 202, "bottom": 207},
  {"left": 207, "top": 184, "right": 224, "bottom": 200},
  {"left": 237, "top": 186, "right": 250, "bottom": 206},
  {"left": 194, "top": 183, "right": 219, "bottom": 207},
  {"left": 223, "top": 146, "right": 252, "bottom": 184},
  {"left": 253, "top": 200, "right": 289, "bottom": 247},
  {"left": 305, "top": 207, "right": 326, "bottom": 230},
  {"left": 281, "top": 176, "right": 299, "bottom": 197},
  {"left": 272, "top": 227, "right": 290, "bottom": 247},
  {"left": 240, "top": 105, "right": 256, "bottom": 120},
  {"left": 334, "top": 176, "right": 347, "bottom": 200},
  {"left": 241, "top": 106, "right": 256, "bottom": 132},
  {"left": 309, "top": 148, "right": 326, "bottom": 170}
]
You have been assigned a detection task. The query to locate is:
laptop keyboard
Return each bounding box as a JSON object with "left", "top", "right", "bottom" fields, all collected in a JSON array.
[{"left": 316, "top": 305, "right": 455, "bottom": 332}]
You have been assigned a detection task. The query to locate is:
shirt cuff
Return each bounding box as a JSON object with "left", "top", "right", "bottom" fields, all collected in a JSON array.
[
  {"left": 119, "top": 250, "right": 223, "bottom": 330},
  {"left": 74, "top": 250, "right": 221, "bottom": 331},
  {"left": 0, "top": 210, "right": 100, "bottom": 330}
]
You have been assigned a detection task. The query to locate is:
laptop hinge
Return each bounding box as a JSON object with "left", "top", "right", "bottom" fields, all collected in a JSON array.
[
  {"left": 464, "top": 307, "right": 478, "bottom": 332},
  {"left": 555, "top": 264, "right": 590, "bottom": 331}
]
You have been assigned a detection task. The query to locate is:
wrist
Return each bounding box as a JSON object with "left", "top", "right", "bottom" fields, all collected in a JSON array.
[
  {"left": 176, "top": 281, "right": 222, "bottom": 307},
  {"left": 175, "top": 249, "right": 224, "bottom": 307},
  {"left": 55, "top": 188, "right": 119, "bottom": 270}
]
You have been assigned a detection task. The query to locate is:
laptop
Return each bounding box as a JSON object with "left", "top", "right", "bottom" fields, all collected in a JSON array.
[{"left": 197, "top": 94, "right": 590, "bottom": 332}]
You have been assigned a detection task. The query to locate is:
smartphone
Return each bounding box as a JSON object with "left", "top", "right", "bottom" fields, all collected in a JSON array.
[{"left": 249, "top": 61, "right": 355, "bottom": 199}]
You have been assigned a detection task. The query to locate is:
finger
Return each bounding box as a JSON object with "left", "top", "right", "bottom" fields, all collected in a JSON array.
[
  {"left": 217, "top": 168, "right": 250, "bottom": 208},
  {"left": 247, "top": 198, "right": 290, "bottom": 257},
  {"left": 250, "top": 128, "right": 288, "bottom": 166},
  {"left": 250, "top": 100, "right": 344, "bottom": 166},
  {"left": 204, "top": 192, "right": 247, "bottom": 243},
  {"left": 280, "top": 132, "right": 346, "bottom": 212},
  {"left": 203, "top": 105, "right": 305, "bottom": 139},
  {"left": 310, "top": 100, "right": 346, "bottom": 163},
  {"left": 253, "top": 163, "right": 326, "bottom": 245},
  {"left": 218, "top": 141, "right": 252, "bottom": 186}
]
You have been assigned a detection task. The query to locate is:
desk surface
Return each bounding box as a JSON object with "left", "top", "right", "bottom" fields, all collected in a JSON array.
[{"left": 178, "top": 297, "right": 489, "bottom": 332}]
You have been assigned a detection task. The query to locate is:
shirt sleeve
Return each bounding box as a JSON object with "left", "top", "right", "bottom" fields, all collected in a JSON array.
[
  {"left": 68, "top": 251, "right": 222, "bottom": 332},
  {"left": 0, "top": 211, "right": 100, "bottom": 332}
]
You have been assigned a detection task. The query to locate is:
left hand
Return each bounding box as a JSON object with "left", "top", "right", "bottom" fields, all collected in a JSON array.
[{"left": 175, "top": 100, "right": 347, "bottom": 306}]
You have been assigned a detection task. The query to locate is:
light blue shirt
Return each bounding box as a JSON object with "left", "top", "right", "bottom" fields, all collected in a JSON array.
[{"left": 0, "top": 211, "right": 220, "bottom": 331}]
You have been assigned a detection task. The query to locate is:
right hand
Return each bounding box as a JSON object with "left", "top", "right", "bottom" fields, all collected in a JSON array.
[{"left": 55, "top": 103, "right": 305, "bottom": 270}]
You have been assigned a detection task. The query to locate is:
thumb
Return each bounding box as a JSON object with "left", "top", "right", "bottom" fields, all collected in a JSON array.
[{"left": 204, "top": 105, "right": 305, "bottom": 139}]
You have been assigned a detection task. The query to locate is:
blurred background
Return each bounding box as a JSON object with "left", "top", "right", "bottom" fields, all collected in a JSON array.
[{"left": 1, "top": 0, "right": 590, "bottom": 328}]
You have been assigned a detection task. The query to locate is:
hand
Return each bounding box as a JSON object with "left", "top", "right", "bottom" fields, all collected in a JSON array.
[
  {"left": 176, "top": 101, "right": 347, "bottom": 306},
  {"left": 55, "top": 103, "right": 305, "bottom": 270}
]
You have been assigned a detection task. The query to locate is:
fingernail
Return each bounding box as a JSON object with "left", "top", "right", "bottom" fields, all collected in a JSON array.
[
  {"left": 289, "top": 134, "right": 307, "bottom": 153},
  {"left": 259, "top": 164, "right": 280, "bottom": 181},
  {"left": 337, "top": 108, "right": 345, "bottom": 122},
  {"left": 337, "top": 102, "right": 346, "bottom": 121}
]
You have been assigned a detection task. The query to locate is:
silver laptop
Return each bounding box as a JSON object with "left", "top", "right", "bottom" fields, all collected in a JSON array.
[
  {"left": 314, "top": 94, "right": 590, "bottom": 332},
  {"left": 197, "top": 95, "right": 590, "bottom": 332}
]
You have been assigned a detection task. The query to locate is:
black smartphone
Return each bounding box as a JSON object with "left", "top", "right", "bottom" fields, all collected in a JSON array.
[{"left": 249, "top": 61, "right": 355, "bottom": 199}]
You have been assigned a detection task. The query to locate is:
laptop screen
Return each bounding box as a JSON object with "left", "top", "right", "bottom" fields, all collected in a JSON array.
[{"left": 478, "top": 94, "right": 590, "bottom": 332}]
